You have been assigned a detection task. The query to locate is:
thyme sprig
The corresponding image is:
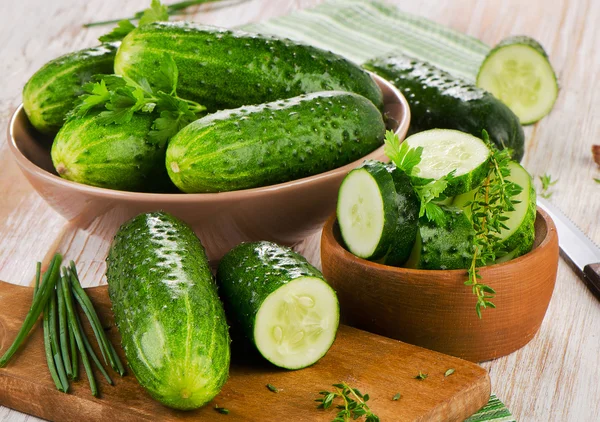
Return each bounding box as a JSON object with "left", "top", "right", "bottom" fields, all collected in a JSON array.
[
  {"left": 539, "top": 173, "right": 558, "bottom": 198},
  {"left": 316, "top": 382, "right": 380, "bottom": 422},
  {"left": 465, "top": 130, "right": 522, "bottom": 318}
]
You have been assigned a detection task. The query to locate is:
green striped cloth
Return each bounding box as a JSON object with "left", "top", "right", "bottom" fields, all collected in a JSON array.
[{"left": 242, "top": 1, "right": 515, "bottom": 421}]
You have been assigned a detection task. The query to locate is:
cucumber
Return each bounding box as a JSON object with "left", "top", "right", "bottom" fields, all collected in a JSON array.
[
  {"left": 106, "top": 212, "right": 230, "bottom": 410},
  {"left": 23, "top": 43, "right": 118, "bottom": 134},
  {"left": 115, "top": 22, "right": 383, "bottom": 113},
  {"left": 384, "top": 166, "right": 420, "bottom": 266},
  {"left": 51, "top": 112, "right": 172, "bottom": 192},
  {"left": 217, "top": 241, "right": 339, "bottom": 370},
  {"left": 477, "top": 36, "right": 558, "bottom": 125},
  {"left": 404, "top": 129, "right": 491, "bottom": 197},
  {"left": 166, "top": 91, "right": 385, "bottom": 193},
  {"left": 404, "top": 207, "right": 475, "bottom": 270},
  {"left": 364, "top": 54, "right": 525, "bottom": 161},
  {"left": 337, "top": 161, "right": 399, "bottom": 260},
  {"left": 453, "top": 161, "right": 536, "bottom": 259}
]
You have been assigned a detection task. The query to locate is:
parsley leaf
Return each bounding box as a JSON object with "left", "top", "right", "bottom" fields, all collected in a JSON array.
[
  {"left": 153, "top": 54, "right": 179, "bottom": 95},
  {"left": 412, "top": 171, "right": 455, "bottom": 225},
  {"left": 98, "top": 19, "right": 136, "bottom": 42},
  {"left": 384, "top": 130, "right": 422, "bottom": 175},
  {"left": 138, "top": 0, "right": 169, "bottom": 26},
  {"left": 73, "top": 80, "right": 111, "bottom": 117}
]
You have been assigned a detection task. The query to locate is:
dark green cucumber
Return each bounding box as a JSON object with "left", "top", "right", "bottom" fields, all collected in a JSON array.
[
  {"left": 337, "top": 160, "right": 399, "bottom": 261},
  {"left": 364, "top": 54, "right": 525, "bottom": 161},
  {"left": 217, "top": 241, "right": 339, "bottom": 370},
  {"left": 115, "top": 22, "right": 383, "bottom": 112},
  {"left": 404, "top": 207, "right": 475, "bottom": 270},
  {"left": 106, "top": 212, "right": 230, "bottom": 410},
  {"left": 383, "top": 166, "right": 420, "bottom": 266},
  {"left": 51, "top": 112, "right": 172, "bottom": 192},
  {"left": 23, "top": 43, "right": 118, "bottom": 134},
  {"left": 166, "top": 91, "right": 385, "bottom": 193}
]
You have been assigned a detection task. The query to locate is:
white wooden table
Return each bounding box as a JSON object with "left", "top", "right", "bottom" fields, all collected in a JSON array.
[{"left": 1, "top": 1, "right": 599, "bottom": 421}]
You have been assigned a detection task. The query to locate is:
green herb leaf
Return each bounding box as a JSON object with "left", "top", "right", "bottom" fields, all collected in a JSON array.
[
  {"left": 73, "top": 80, "right": 111, "bottom": 117},
  {"left": 266, "top": 383, "right": 279, "bottom": 393},
  {"left": 594, "top": 178, "right": 600, "bottom": 184},
  {"left": 392, "top": 392, "right": 401, "bottom": 401},
  {"left": 214, "top": 405, "right": 229, "bottom": 415},
  {"left": 384, "top": 130, "right": 422, "bottom": 175},
  {"left": 415, "top": 371, "right": 428, "bottom": 380},
  {"left": 138, "top": 0, "right": 169, "bottom": 26},
  {"left": 539, "top": 173, "right": 558, "bottom": 199},
  {"left": 98, "top": 19, "right": 136, "bottom": 42},
  {"left": 444, "top": 368, "right": 455, "bottom": 377},
  {"left": 317, "top": 382, "right": 379, "bottom": 421},
  {"left": 153, "top": 54, "right": 179, "bottom": 95}
]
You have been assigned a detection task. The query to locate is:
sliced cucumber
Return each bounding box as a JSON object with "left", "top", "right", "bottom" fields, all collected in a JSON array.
[
  {"left": 477, "top": 36, "right": 558, "bottom": 125},
  {"left": 217, "top": 241, "right": 339, "bottom": 370},
  {"left": 404, "top": 207, "right": 475, "bottom": 270},
  {"left": 405, "top": 129, "right": 490, "bottom": 196},
  {"left": 337, "top": 161, "right": 399, "bottom": 260},
  {"left": 454, "top": 161, "right": 536, "bottom": 259}
]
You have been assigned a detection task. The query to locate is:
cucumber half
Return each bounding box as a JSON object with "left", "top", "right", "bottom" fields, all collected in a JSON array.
[
  {"left": 477, "top": 36, "right": 558, "bottom": 125},
  {"left": 454, "top": 161, "right": 536, "bottom": 258},
  {"left": 405, "top": 129, "right": 490, "bottom": 196},
  {"left": 337, "top": 161, "right": 399, "bottom": 260},
  {"left": 217, "top": 241, "right": 339, "bottom": 370}
]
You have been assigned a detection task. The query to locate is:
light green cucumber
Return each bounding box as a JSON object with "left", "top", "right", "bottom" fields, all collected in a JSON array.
[
  {"left": 477, "top": 36, "right": 558, "bottom": 125},
  {"left": 23, "top": 43, "right": 118, "bottom": 134},
  {"left": 106, "top": 212, "right": 230, "bottom": 410},
  {"left": 51, "top": 112, "right": 172, "bottom": 192},
  {"left": 405, "top": 129, "right": 491, "bottom": 197},
  {"left": 453, "top": 161, "right": 536, "bottom": 259},
  {"left": 166, "top": 91, "right": 385, "bottom": 193},
  {"left": 217, "top": 241, "right": 339, "bottom": 370}
]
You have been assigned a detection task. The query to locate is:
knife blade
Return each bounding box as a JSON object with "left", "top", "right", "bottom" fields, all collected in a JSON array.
[{"left": 537, "top": 197, "right": 600, "bottom": 298}]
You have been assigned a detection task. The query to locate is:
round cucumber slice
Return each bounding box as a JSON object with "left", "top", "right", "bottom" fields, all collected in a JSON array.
[
  {"left": 337, "top": 161, "right": 399, "bottom": 260},
  {"left": 454, "top": 161, "right": 536, "bottom": 259},
  {"left": 254, "top": 276, "right": 339, "bottom": 370},
  {"left": 477, "top": 36, "right": 558, "bottom": 125},
  {"left": 405, "top": 129, "right": 490, "bottom": 196}
]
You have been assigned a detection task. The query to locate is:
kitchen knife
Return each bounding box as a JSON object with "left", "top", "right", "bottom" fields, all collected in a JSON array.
[{"left": 537, "top": 197, "right": 600, "bottom": 298}]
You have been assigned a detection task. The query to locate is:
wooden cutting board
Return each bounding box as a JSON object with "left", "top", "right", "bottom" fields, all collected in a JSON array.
[{"left": 0, "top": 281, "right": 490, "bottom": 421}]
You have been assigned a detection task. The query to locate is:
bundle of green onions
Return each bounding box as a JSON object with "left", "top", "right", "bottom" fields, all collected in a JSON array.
[{"left": 0, "top": 254, "right": 124, "bottom": 396}]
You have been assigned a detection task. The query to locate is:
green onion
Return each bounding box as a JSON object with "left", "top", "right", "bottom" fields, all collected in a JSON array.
[
  {"left": 43, "top": 300, "right": 66, "bottom": 392},
  {"left": 0, "top": 254, "right": 62, "bottom": 367},
  {"left": 49, "top": 290, "right": 69, "bottom": 391},
  {"left": 74, "top": 311, "right": 113, "bottom": 385},
  {"left": 33, "top": 262, "right": 41, "bottom": 297},
  {"left": 69, "top": 324, "right": 79, "bottom": 379},
  {"left": 57, "top": 279, "right": 73, "bottom": 379}
]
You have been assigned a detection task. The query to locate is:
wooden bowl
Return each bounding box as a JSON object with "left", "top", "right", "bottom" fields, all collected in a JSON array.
[
  {"left": 321, "top": 209, "right": 559, "bottom": 362},
  {"left": 7, "top": 74, "right": 409, "bottom": 262}
]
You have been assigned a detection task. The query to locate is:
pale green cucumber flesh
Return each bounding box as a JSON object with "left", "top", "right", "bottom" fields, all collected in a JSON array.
[
  {"left": 337, "top": 162, "right": 397, "bottom": 260},
  {"left": 405, "top": 129, "right": 490, "bottom": 196},
  {"left": 254, "top": 276, "right": 339, "bottom": 370},
  {"left": 453, "top": 161, "right": 536, "bottom": 258},
  {"left": 477, "top": 37, "right": 558, "bottom": 125}
]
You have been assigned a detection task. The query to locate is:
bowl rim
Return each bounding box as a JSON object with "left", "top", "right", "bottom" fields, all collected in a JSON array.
[
  {"left": 322, "top": 207, "right": 557, "bottom": 276},
  {"left": 7, "top": 74, "right": 410, "bottom": 202}
]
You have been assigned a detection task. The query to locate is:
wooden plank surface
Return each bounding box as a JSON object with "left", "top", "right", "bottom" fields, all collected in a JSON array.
[
  {"left": 0, "top": 0, "right": 599, "bottom": 421},
  {"left": 0, "top": 281, "right": 490, "bottom": 422}
]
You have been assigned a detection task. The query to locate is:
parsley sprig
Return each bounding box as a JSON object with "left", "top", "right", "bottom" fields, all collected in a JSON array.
[
  {"left": 384, "top": 131, "right": 455, "bottom": 226},
  {"left": 72, "top": 54, "right": 205, "bottom": 145},
  {"left": 98, "top": 0, "right": 168, "bottom": 42},
  {"left": 316, "top": 382, "right": 380, "bottom": 422},
  {"left": 465, "top": 130, "right": 522, "bottom": 318}
]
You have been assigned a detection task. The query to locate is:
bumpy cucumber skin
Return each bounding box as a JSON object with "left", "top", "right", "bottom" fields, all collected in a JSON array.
[
  {"left": 384, "top": 166, "right": 420, "bottom": 266},
  {"left": 338, "top": 160, "right": 399, "bottom": 260},
  {"left": 166, "top": 91, "right": 385, "bottom": 193},
  {"left": 217, "top": 241, "right": 338, "bottom": 349},
  {"left": 106, "top": 212, "right": 230, "bottom": 410},
  {"left": 51, "top": 112, "right": 173, "bottom": 192},
  {"left": 115, "top": 22, "right": 383, "bottom": 112},
  {"left": 406, "top": 208, "right": 475, "bottom": 270},
  {"left": 477, "top": 36, "right": 558, "bottom": 125},
  {"left": 364, "top": 54, "right": 525, "bottom": 161},
  {"left": 23, "top": 43, "right": 118, "bottom": 134}
]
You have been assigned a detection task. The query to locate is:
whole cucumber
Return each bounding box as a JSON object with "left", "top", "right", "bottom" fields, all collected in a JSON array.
[
  {"left": 115, "top": 22, "right": 383, "bottom": 112},
  {"left": 166, "top": 91, "right": 386, "bottom": 193},
  {"left": 106, "top": 212, "right": 230, "bottom": 410},
  {"left": 23, "top": 43, "right": 118, "bottom": 134},
  {"left": 51, "top": 112, "right": 172, "bottom": 192},
  {"left": 364, "top": 54, "right": 525, "bottom": 161}
]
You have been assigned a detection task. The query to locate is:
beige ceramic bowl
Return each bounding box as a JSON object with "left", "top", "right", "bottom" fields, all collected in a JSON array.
[{"left": 8, "top": 74, "right": 409, "bottom": 262}]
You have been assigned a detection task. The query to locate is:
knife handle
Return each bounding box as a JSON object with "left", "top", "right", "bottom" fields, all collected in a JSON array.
[{"left": 583, "top": 263, "right": 600, "bottom": 298}]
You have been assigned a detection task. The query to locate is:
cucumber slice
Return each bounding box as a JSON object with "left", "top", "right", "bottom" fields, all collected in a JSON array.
[
  {"left": 477, "top": 36, "right": 558, "bottom": 125},
  {"left": 453, "top": 161, "right": 536, "bottom": 259},
  {"left": 337, "top": 161, "right": 399, "bottom": 260},
  {"left": 217, "top": 242, "right": 339, "bottom": 370},
  {"left": 405, "top": 129, "right": 490, "bottom": 196},
  {"left": 404, "top": 207, "right": 475, "bottom": 270}
]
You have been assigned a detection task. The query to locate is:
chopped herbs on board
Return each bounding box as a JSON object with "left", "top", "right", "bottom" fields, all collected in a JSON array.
[
  {"left": 444, "top": 368, "right": 455, "bottom": 377},
  {"left": 316, "top": 382, "right": 380, "bottom": 422},
  {"left": 414, "top": 372, "right": 428, "bottom": 381}
]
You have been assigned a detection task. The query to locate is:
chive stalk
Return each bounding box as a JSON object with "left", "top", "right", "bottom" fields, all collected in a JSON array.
[
  {"left": 57, "top": 279, "right": 73, "bottom": 378},
  {"left": 49, "top": 290, "right": 70, "bottom": 391}
]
